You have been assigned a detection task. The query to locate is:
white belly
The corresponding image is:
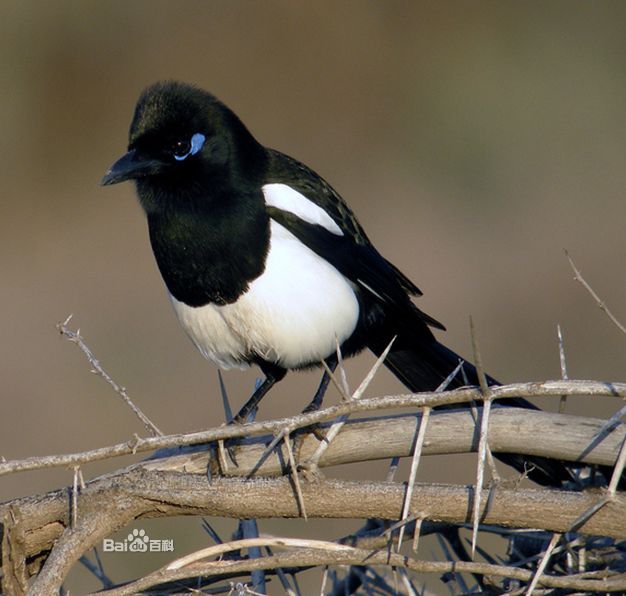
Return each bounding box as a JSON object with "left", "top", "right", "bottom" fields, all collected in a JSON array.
[{"left": 169, "top": 220, "right": 360, "bottom": 370}]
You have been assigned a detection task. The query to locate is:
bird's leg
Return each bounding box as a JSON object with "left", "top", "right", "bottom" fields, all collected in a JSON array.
[
  {"left": 225, "top": 363, "right": 283, "bottom": 471},
  {"left": 302, "top": 354, "right": 339, "bottom": 414},
  {"left": 294, "top": 355, "right": 339, "bottom": 450},
  {"left": 231, "top": 363, "right": 286, "bottom": 424}
]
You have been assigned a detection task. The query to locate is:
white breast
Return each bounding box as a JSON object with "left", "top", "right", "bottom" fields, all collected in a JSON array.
[{"left": 170, "top": 219, "right": 359, "bottom": 370}]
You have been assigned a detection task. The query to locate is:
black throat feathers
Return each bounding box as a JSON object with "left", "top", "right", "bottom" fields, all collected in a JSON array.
[{"left": 145, "top": 187, "right": 270, "bottom": 307}]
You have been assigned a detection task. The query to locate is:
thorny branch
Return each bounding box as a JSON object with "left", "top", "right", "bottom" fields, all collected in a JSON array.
[
  {"left": 565, "top": 250, "right": 626, "bottom": 335},
  {"left": 102, "top": 543, "right": 626, "bottom": 596},
  {"left": 2, "top": 398, "right": 625, "bottom": 593},
  {"left": 57, "top": 315, "right": 163, "bottom": 437},
  {"left": 469, "top": 315, "right": 494, "bottom": 559},
  {"left": 5, "top": 472, "right": 626, "bottom": 594},
  {"left": 1, "top": 380, "right": 624, "bottom": 478}
]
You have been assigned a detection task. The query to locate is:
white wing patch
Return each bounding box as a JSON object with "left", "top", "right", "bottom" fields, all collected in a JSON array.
[{"left": 262, "top": 183, "right": 343, "bottom": 236}]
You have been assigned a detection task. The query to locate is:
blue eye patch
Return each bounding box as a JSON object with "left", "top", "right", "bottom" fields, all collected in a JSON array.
[{"left": 174, "top": 133, "right": 206, "bottom": 161}]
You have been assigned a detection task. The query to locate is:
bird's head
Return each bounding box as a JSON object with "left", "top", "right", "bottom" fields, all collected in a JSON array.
[{"left": 102, "top": 81, "right": 266, "bottom": 206}]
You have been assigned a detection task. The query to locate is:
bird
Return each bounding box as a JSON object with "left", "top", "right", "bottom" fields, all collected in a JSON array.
[{"left": 101, "top": 81, "right": 579, "bottom": 487}]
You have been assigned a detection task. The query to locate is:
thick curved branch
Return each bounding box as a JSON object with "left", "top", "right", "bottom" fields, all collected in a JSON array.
[
  {"left": 1, "top": 380, "right": 624, "bottom": 477},
  {"left": 3, "top": 408, "right": 625, "bottom": 563},
  {"left": 188, "top": 407, "right": 623, "bottom": 479},
  {"left": 23, "top": 473, "right": 626, "bottom": 593}
]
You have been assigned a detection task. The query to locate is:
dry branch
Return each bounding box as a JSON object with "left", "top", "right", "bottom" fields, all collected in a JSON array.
[
  {"left": 1, "top": 380, "right": 624, "bottom": 477},
  {"left": 56, "top": 316, "right": 163, "bottom": 437},
  {"left": 12, "top": 473, "right": 626, "bottom": 593},
  {"left": 1, "top": 406, "right": 625, "bottom": 592},
  {"left": 2, "top": 381, "right": 625, "bottom": 593},
  {"left": 565, "top": 250, "right": 626, "bottom": 335},
  {"left": 95, "top": 537, "right": 626, "bottom": 596},
  {"left": 151, "top": 408, "right": 625, "bottom": 479}
]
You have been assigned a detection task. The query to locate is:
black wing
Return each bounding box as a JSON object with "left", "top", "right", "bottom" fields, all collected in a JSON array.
[
  {"left": 266, "top": 149, "right": 424, "bottom": 299},
  {"left": 265, "top": 205, "right": 445, "bottom": 333}
]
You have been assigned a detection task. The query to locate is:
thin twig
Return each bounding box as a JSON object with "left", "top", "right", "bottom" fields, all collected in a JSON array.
[
  {"left": 386, "top": 456, "right": 400, "bottom": 483},
  {"left": 290, "top": 568, "right": 302, "bottom": 596},
  {"left": 263, "top": 546, "right": 296, "bottom": 595},
  {"left": 598, "top": 403, "right": 626, "bottom": 436},
  {"left": 412, "top": 517, "right": 424, "bottom": 554},
  {"left": 320, "top": 359, "right": 351, "bottom": 403},
  {"left": 564, "top": 429, "right": 626, "bottom": 533},
  {"left": 469, "top": 316, "right": 493, "bottom": 558},
  {"left": 71, "top": 466, "right": 79, "bottom": 528},
  {"left": 485, "top": 448, "right": 501, "bottom": 482},
  {"left": 382, "top": 514, "right": 418, "bottom": 538},
  {"left": 469, "top": 316, "right": 490, "bottom": 397},
  {"left": 201, "top": 518, "right": 223, "bottom": 544},
  {"left": 247, "top": 428, "right": 290, "bottom": 478},
  {"left": 525, "top": 532, "right": 561, "bottom": 595},
  {"left": 399, "top": 567, "right": 419, "bottom": 595},
  {"left": 397, "top": 407, "right": 430, "bottom": 552},
  {"left": 439, "top": 360, "right": 466, "bottom": 393},
  {"left": 240, "top": 519, "right": 266, "bottom": 594},
  {"left": 557, "top": 324, "right": 569, "bottom": 414},
  {"left": 77, "top": 467, "right": 86, "bottom": 489},
  {"left": 303, "top": 339, "right": 395, "bottom": 471},
  {"left": 567, "top": 496, "right": 611, "bottom": 533},
  {"left": 352, "top": 337, "right": 396, "bottom": 401},
  {"left": 557, "top": 325, "right": 568, "bottom": 381},
  {"left": 435, "top": 533, "right": 469, "bottom": 593},
  {"left": 608, "top": 434, "right": 626, "bottom": 496},
  {"left": 334, "top": 338, "right": 351, "bottom": 398},
  {"left": 167, "top": 536, "right": 356, "bottom": 571},
  {"left": 79, "top": 552, "right": 115, "bottom": 589},
  {"left": 589, "top": 402, "right": 626, "bottom": 458},
  {"left": 565, "top": 250, "right": 626, "bottom": 334},
  {"left": 57, "top": 315, "right": 163, "bottom": 437},
  {"left": 319, "top": 566, "right": 329, "bottom": 596},
  {"left": 217, "top": 439, "right": 230, "bottom": 474},
  {"left": 501, "top": 534, "right": 583, "bottom": 569},
  {"left": 283, "top": 431, "right": 307, "bottom": 519}
]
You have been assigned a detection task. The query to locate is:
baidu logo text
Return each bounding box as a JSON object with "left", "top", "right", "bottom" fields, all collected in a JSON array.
[{"left": 103, "top": 528, "right": 174, "bottom": 553}]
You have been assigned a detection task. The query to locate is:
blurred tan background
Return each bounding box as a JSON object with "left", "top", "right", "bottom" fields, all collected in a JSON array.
[{"left": 1, "top": 1, "right": 624, "bottom": 592}]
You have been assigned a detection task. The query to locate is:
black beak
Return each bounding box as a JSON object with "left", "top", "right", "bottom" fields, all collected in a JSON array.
[{"left": 101, "top": 149, "right": 167, "bottom": 186}]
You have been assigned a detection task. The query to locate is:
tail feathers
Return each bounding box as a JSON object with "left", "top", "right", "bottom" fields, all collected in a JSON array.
[
  {"left": 378, "top": 339, "right": 492, "bottom": 392},
  {"left": 368, "top": 336, "right": 592, "bottom": 488},
  {"left": 371, "top": 336, "right": 498, "bottom": 393}
]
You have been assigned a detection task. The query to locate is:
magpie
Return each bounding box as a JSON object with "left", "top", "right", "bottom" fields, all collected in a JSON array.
[{"left": 101, "top": 81, "right": 578, "bottom": 487}]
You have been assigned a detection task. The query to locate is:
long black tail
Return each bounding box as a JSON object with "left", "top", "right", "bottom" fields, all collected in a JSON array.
[{"left": 368, "top": 333, "right": 591, "bottom": 488}]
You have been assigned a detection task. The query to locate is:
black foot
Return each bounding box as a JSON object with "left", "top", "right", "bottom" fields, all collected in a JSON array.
[
  {"left": 230, "top": 363, "right": 287, "bottom": 424},
  {"left": 295, "top": 356, "right": 338, "bottom": 444}
]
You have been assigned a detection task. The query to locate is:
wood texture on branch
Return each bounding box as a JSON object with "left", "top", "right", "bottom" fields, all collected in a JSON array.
[
  {"left": 16, "top": 473, "right": 626, "bottom": 593},
  {"left": 1, "top": 379, "right": 624, "bottom": 477},
  {"left": 142, "top": 407, "right": 625, "bottom": 478}
]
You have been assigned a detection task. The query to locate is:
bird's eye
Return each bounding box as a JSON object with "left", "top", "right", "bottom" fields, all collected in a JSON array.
[
  {"left": 172, "top": 133, "right": 206, "bottom": 162},
  {"left": 172, "top": 139, "right": 191, "bottom": 158}
]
